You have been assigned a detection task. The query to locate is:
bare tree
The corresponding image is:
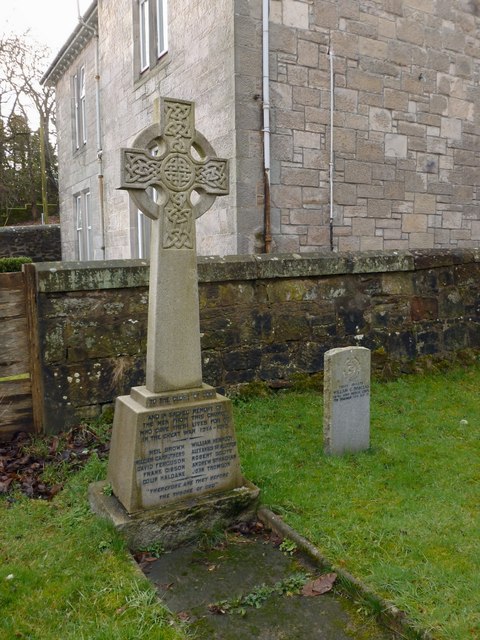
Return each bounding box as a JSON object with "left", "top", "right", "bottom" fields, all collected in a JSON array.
[{"left": 0, "top": 33, "right": 57, "bottom": 222}]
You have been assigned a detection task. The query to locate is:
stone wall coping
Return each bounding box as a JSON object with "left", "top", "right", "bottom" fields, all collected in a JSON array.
[
  {"left": 35, "top": 248, "right": 480, "bottom": 293},
  {"left": 0, "top": 224, "right": 61, "bottom": 234}
]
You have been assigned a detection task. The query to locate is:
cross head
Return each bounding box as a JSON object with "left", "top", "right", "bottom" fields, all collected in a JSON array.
[{"left": 120, "top": 97, "right": 229, "bottom": 250}]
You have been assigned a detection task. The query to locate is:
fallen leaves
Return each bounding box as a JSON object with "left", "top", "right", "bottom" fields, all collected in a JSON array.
[
  {"left": 302, "top": 572, "right": 337, "bottom": 597},
  {"left": 0, "top": 426, "right": 110, "bottom": 501},
  {"left": 133, "top": 550, "right": 159, "bottom": 572},
  {"left": 208, "top": 603, "right": 227, "bottom": 615}
]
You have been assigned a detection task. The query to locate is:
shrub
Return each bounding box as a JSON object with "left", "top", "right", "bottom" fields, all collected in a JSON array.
[{"left": 0, "top": 256, "right": 33, "bottom": 272}]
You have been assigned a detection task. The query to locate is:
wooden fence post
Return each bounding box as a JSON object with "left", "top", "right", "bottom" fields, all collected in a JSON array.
[{"left": 23, "top": 263, "right": 44, "bottom": 434}]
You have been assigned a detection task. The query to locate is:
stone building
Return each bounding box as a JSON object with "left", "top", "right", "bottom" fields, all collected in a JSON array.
[{"left": 43, "top": 0, "right": 480, "bottom": 260}]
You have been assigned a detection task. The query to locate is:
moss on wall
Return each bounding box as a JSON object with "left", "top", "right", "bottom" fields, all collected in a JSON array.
[{"left": 33, "top": 249, "right": 480, "bottom": 432}]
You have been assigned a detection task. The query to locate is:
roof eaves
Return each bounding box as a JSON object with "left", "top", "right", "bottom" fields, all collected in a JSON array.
[{"left": 41, "top": 0, "right": 98, "bottom": 87}]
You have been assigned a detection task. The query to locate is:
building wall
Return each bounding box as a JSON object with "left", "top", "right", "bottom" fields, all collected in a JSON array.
[
  {"left": 55, "top": 35, "right": 103, "bottom": 261},
  {"left": 157, "top": 0, "right": 238, "bottom": 255},
  {"left": 53, "top": 0, "right": 480, "bottom": 260},
  {"left": 32, "top": 249, "right": 480, "bottom": 432},
  {"left": 233, "top": 0, "right": 266, "bottom": 254},
  {"left": 56, "top": 1, "right": 239, "bottom": 260},
  {"left": 97, "top": 0, "right": 239, "bottom": 258},
  {"left": 267, "top": 0, "right": 480, "bottom": 252}
]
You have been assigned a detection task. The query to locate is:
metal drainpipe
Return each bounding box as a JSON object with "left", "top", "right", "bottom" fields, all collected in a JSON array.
[
  {"left": 94, "top": 34, "right": 106, "bottom": 259},
  {"left": 328, "top": 47, "right": 335, "bottom": 251},
  {"left": 78, "top": 2, "right": 106, "bottom": 259},
  {"left": 262, "top": 0, "right": 272, "bottom": 254}
]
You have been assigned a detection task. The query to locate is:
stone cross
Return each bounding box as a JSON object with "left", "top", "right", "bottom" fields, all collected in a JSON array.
[
  {"left": 120, "top": 97, "right": 229, "bottom": 393},
  {"left": 100, "top": 99, "right": 255, "bottom": 519}
]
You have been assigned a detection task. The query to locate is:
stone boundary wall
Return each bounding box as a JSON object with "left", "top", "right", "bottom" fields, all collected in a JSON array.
[
  {"left": 0, "top": 225, "right": 61, "bottom": 262},
  {"left": 33, "top": 249, "right": 480, "bottom": 433}
]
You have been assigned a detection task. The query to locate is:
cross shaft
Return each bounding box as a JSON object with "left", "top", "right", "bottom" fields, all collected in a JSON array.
[{"left": 119, "top": 98, "right": 229, "bottom": 392}]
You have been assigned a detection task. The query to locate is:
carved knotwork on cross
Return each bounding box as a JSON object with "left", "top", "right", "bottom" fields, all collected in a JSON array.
[{"left": 120, "top": 97, "right": 229, "bottom": 250}]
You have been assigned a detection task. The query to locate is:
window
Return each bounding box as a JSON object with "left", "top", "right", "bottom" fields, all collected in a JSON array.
[
  {"left": 75, "top": 190, "right": 93, "bottom": 260},
  {"left": 156, "top": 0, "right": 168, "bottom": 59},
  {"left": 73, "top": 65, "right": 86, "bottom": 149},
  {"left": 137, "top": 210, "right": 151, "bottom": 258},
  {"left": 75, "top": 195, "right": 83, "bottom": 259},
  {"left": 136, "top": 0, "right": 168, "bottom": 75},
  {"left": 139, "top": 0, "right": 150, "bottom": 72}
]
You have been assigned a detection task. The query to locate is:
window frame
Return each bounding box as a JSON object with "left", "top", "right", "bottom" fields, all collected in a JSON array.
[
  {"left": 156, "top": 0, "right": 168, "bottom": 59},
  {"left": 135, "top": 0, "right": 168, "bottom": 77},
  {"left": 75, "top": 194, "right": 83, "bottom": 260},
  {"left": 75, "top": 190, "right": 93, "bottom": 260},
  {"left": 139, "top": 0, "right": 150, "bottom": 72},
  {"left": 79, "top": 66, "right": 87, "bottom": 145},
  {"left": 73, "top": 64, "right": 87, "bottom": 150}
]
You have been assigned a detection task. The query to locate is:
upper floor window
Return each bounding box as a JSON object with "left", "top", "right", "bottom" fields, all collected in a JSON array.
[
  {"left": 156, "top": 0, "right": 168, "bottom": 58},
  {"left": 139, "top": 0, "right": 150, "bottom": 72},
  {"left": 73, "top": 65, "right": 86, "bottom": 150},
  {"left": 136, "top": 0, "right": 168, "bottom": 75}
]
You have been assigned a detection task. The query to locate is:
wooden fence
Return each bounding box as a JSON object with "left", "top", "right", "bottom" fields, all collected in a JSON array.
[{"left": 0, "top": 269, "right": 35, "bottom": 441}]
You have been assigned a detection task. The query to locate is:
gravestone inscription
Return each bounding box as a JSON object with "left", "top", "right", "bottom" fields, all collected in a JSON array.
[
  {"left": 107, "top": 98, "right": 244, "bottom": 513},
  {"left": 323, "top": 346, "right": 371, "bottom": 456}
]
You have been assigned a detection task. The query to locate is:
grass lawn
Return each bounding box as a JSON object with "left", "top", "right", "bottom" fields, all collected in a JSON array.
[
  {"left": 0, "top": 456, "right": 187, "bottom": 640},
  {"left": 1, "top": 361, "right": 478, "bottom": 638},
  {"left": 235, "top": 361, "right": 480, "bottom": 640}
]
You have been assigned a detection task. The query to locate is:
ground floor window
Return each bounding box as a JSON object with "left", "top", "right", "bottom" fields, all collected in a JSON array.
[
  {"left": 137, "top": 210, "right": 151, "bottom": 258},
  {"left": 75, "top": 190, "right": 93, "bottom": 260}
]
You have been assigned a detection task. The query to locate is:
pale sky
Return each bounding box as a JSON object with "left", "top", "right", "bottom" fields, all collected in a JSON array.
[{"left": 1, "top": 0, "right": 91, "bottom": 56}]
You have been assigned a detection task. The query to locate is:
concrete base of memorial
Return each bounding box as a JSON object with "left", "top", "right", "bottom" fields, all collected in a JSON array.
[{"left": 88, "top": 479, "right": 260, "bottom": 550}]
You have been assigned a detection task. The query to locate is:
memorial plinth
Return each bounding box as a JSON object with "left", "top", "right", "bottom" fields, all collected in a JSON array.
[{"left": 108, "top": 385, "right": 243, "bottom": 513}]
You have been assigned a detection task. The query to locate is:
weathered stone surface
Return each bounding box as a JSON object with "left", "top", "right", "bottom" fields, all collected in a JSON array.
[
  {"left": 103, "top": 99, "right": 253, "bottom": 525},
  {"left": 30, "top": 251, "right": 480, "bottom": 432},
  {"left": 0, "top": 225, "right": 61, "bottom": 262},
  {"left": 324, "top": 347, "right": 371, "bottom": 456},
  {"left": 108, "top": 386, "right": 243, "bottom": 513},
  {"left": 119, "top": 98, "right": 229, "bottom": 393},
  {"left": 89, "top": 479, "right": 260, "bottom": 550}
]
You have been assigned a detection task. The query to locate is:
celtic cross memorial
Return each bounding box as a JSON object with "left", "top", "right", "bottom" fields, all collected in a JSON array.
[
  {"left": 106, "top": 98, "right": 245, "bottom": 514},
  {"left": 120, "top": 96, "right": 229, "bottom": 392}
]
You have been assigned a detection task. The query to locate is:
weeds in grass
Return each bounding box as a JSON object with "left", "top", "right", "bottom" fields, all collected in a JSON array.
[
  {"left": 138, "top": 540, "right": 165, "bottom": 559},
  {"left": 279, "top": 538, "right": 298, "bottom": 556},
  {"left": 197, "top": 524, "right": 227, "bottom": 550},
  {"left": 210, "top": 572, "right": 310, "bottom": 616}
]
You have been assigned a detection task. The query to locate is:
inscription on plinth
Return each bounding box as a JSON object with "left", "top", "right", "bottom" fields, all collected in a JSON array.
[
  {"left": 324, "top": 347, "right": 371, "bottom": 456},
  {"left": 107, "top": 386, "right": 243, "bottom": 513}
]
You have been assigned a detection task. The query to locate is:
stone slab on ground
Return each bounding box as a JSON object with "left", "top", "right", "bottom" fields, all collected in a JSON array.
[{"left": 142, "top": 523, "right": 396, "bottom": 640}]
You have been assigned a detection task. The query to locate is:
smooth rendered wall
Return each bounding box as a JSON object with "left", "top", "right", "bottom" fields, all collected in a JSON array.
[{"left": 55, "top": 36, "right": 103, "bottom": 261}]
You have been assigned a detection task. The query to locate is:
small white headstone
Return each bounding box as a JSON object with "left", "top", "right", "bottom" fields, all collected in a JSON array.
[{"left": 323, "top": 346, "right": 371, "bottom": 456}]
